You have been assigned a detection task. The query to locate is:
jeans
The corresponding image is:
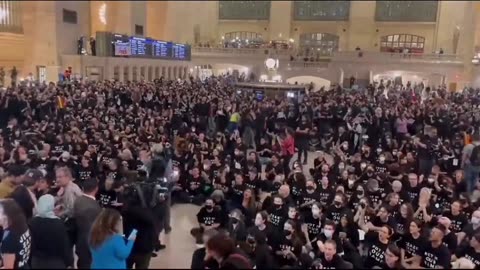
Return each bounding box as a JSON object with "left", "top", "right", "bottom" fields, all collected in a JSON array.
[{"left": 465, "top": 164, "right": 480, "bottom": 194}]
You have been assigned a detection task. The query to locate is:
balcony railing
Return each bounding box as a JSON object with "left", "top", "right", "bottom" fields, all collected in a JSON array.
[
  {"left": 332, "top": 51, "right": 464, "bottom": 64},
  {"left": 192, "top": 47, "right": 294, "bottom": 57}
]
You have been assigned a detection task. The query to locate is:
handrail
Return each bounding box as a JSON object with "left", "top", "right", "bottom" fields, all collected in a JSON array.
[{"left": 332, "top": 51, "right": 463, "bottom": 62}]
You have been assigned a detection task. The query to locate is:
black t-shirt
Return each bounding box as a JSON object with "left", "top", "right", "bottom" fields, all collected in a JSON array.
[
  {"left": 456, "top": 246, "right": 480, "bottom": 269},
  {"left": 302, "top": 213, "right": 323, "bottom": 243},
  {"left": 96, "top": 188, "right": 117, "bottom": 208},
  {"left": 398, "top": 233, "right": 428, "bottom": 259},
  {"left": 326, "top": 206, "right": 351, "bottom": 225},
  {"left": 300, "top": 191, "right": 321, "bottom": 209},
  {"left": 273, "top": 236, "right": 301, "bottom": 267},
  {"left": 268, "top": 207, "right": 287, "bottom": 229},
  {"left": 196, "top": 208, "right": 221, "bottom": 226},
  {"left": 364, "top": 237, "right": 388, "bottom": 268},
  {"left": 443, "top": 211, "right": 468, "bottom": 234},
  {"left": 420, "top": 242, "right": 451, "bottom": 269},
  {"left": 1, "top": 229, "right": 31, "bottom": 269}
]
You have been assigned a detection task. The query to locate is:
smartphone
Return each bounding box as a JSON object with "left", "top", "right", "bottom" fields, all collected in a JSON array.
[{"left": 128, "top": 229, "right": 138, "bottom": 240}]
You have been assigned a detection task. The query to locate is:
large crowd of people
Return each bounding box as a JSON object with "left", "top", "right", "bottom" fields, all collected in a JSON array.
[{"left": 0, "top": 74, "right": 479, "bottom": 269}]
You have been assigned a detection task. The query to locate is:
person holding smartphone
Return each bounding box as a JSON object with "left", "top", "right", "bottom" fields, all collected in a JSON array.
[{"left": 89, "top": 208, "right": 136, "bottom": 269}]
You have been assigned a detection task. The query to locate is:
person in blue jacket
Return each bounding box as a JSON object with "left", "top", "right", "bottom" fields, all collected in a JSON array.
[{"left": 89, "top": 208, "right": 136, "bottom": 269}]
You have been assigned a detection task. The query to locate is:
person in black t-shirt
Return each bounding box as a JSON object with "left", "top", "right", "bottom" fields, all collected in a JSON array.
[
  {"left": 443, "top": 200, "right": 468, "bottom": 234},
  {"left": 190, "top": 198, "right": 221, "bottom": 244},
  {"left": 273, "top": 220, "right": 302, "bottom": 267},
  {"left": 317, "top": 239, "right": 349, "bottom": 269},
  {"left": 296, "top": 117, "right": 311, "bottom": 165},
  {"left": 0, "top": 199, "right": 31, "bottom": 269},
  {"left": 315, "top": 220, "right": 344, "bottom": 255},
  {"left": 419, "top": 225, "right": 451, "bottom": 269},
  {"left": 363, "top": 225, "right": 393, "bottom": 268},
  {"left": 399, "top": 219, "right": 428, "bottom": 267},
  {"left": 453, "top": 233, "right": 480, "bottom": 269},
  {"left": 96, "top": 176, "right": 119, "bottom": 209}
]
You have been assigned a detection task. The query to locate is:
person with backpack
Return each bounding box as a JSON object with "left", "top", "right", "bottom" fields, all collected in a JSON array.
[{"left": 462, "top": 133, "right": 480, "bottom": 194}]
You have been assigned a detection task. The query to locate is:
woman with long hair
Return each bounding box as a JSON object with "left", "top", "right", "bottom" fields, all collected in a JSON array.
[
  {"left": 398, "top": 219, "right": 427, "bottom": 268},
  {"left": 240, "top": 188, "right": 257, "bottom": 227},
  {"left": 89, "top": 208, "right": 136, "bottom": 269},
  {"left": 0, "top": 199, "right": 31, "bottom": 269}
]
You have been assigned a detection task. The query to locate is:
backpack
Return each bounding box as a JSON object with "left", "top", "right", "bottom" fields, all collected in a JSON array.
[{"left": 470, "top": 144, "right": 480, "bottom": 167}]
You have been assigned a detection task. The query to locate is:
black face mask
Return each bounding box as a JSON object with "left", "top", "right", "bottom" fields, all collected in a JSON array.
[
  {"left": 205, "top": 205, "right": 213, "bottom": 210},
  {"left": 306, "top": 186, "right": 315, "bottom": 192},
  {"left": 284, "top": 230, "right": 292, "bottom": 237},
  {"left": 246, "top": 237, "right": 255, "bottom": 245},
  {"left": 274, "top": 204, "right": 283, "bottom": 210},
  {"left": 230, "top": 218, "right": 239, "bottom": 224},
  {"left": 334, "top": 201, "right": 342, "bottom": 208}
]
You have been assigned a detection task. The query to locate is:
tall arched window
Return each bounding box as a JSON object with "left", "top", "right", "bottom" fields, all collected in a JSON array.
[
  {"left": 380, "top": 34, "right": 425, "bottom": 53},
  {"left": 0, "top": 1, "right": 23, "bottom": 33},
  {"left": 375, "top": 1, "right": 438, "bottom": 22},
  {"left": 294, "top": 1, "right": 350, "bottom": 21},
  {"left": 219, "top": 1, "right": 270, "bottom": 20},
  {"left": 299, "top": 33, "right": 339, "bottom": 56}
]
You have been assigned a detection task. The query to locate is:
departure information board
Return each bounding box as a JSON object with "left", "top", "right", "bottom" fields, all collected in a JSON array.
[{"left": 111, "top": 33, "right": 191, "bottom": 61}]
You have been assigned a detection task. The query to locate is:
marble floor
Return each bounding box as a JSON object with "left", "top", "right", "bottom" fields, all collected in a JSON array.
[{"left": 149, "top": 151, "right": 327, "bottom": 268}]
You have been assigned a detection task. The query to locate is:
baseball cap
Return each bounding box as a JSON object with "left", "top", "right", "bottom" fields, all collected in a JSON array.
[{"left": 24, "top": 169, "right": 45, "bottom": 183}]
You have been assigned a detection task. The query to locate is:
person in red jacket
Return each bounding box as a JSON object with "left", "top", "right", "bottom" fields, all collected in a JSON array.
[{"left": 277, "top": 127, "right": 295, "bottom": 176}]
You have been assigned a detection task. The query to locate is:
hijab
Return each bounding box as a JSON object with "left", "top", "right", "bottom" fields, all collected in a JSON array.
[{"left": 36, "top": 194, "right": 58, "bottom": 219}]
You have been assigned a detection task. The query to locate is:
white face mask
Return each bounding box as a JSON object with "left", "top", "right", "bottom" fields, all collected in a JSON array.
[
  {"left": 360, "top": 163, "right": 367, "bottom": 169},
  {"left": 255, "top": 217, "right": 263, "bottom": 227},
  {"left": 324, "top": 229, "right": 333, "bottom": 239},
  {"left": 348, "top": 179, "right": 355, "bottom": 186},
  {"left": 428, "top": 177, "right": 435, "bottom": 184},
  {"left": 379, "top": 157, "right": 385, "bottom": 163},
  {"left": 312, "top": 208, "right": 320, "bottom": 217}
]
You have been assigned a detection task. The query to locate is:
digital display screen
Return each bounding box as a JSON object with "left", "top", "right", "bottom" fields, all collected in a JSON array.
[
  {"left": 111, "top": 33, "right": 190, "bottom": 61},
  {"left": 150, "top": 40, "right": 170, "bottom": 58},
  {"left": 129, "top": 37, "right": 148, "bottom": 57}
]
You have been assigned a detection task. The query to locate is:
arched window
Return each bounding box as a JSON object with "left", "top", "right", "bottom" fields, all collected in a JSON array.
[
  {"left": 294, "top": 1, "right": 350, "bottom": 21},
  {"left": 0, "top": 1, "right": 23, "bottom": 34},
  {"left": 219, "top": 1, "right": 270, "bottom": 20},
  {"left": 299, "top": 33, "right": 339, "bottom": 57},
  {"left": 224, "top": 31, "right": 263, "bottom": 48},
  {"left": 380, "top": 34, "right": 425, "bottom": 53},
  {"left": 375, "top": 1, "right": 438, "bottom": 22}
]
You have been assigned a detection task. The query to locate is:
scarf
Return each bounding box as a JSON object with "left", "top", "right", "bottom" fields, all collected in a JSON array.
[{"left": 36, "top": 194, "right": 57, "bottom": 219}]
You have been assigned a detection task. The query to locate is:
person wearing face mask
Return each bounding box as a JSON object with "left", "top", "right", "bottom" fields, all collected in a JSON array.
[
  {"left": 375, "top": 154, "right": 388, "bottom": 174},
  {"left": 348, "top": 185, "right": 366, "bottom": 209},
  {"left": 316, "top": 220, "right": 344, "bottom": 255},
  {"left": 267, "top": 196, "right": 287, "bottom": 232},
  {"left": 191, "top": 198, "right": 221, "bottom": 245},
  {"left": 359, "top": 166, "right": 376, "bottom": 185},
  {"left": 366, "top": 179, "right": 382, "bottom": 207},
  {"left": 458, "top": 210, "right": 480, "bottom": 245},
  {"left": 299, "top": 180, "right": 321, "bottom": 214},
  {"left": 273, "top": 220, "right": 302, "bottom": 268},
  {"left": 326, "top": 193, "right": 352, "bottom": 225},
  {"left": 226, "top": 209, "right": 247, "bottom": 244},
  {"left": 242, "top": 229, "right": 274, "bottom": 269}
]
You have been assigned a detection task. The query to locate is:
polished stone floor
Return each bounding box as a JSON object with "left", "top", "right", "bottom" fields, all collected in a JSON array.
[{"left": 149, "top": 151, "right": 326, "bottom": 268}]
